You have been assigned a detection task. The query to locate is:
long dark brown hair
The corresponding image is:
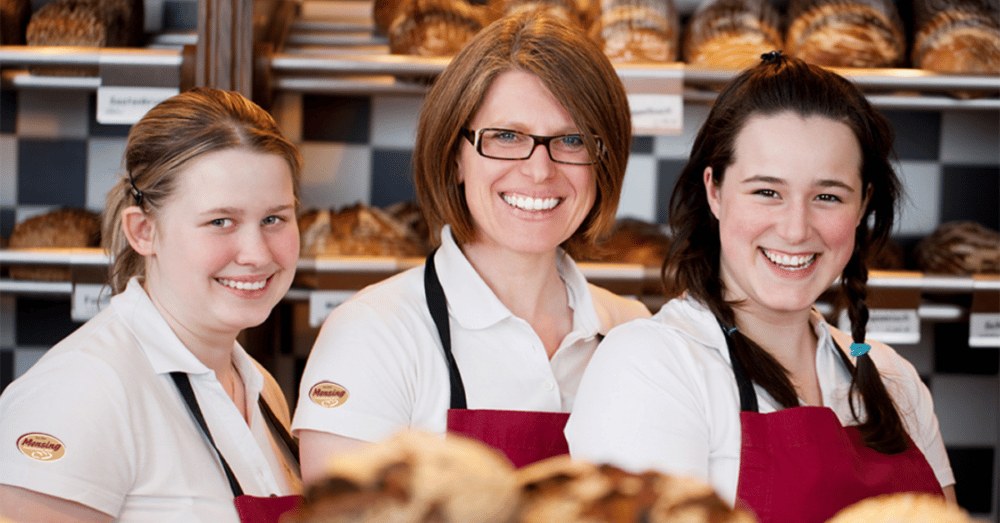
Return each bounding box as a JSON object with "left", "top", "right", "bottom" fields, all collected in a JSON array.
[{"left": 663, "top": 53, "right": 907, "bottom": 453}]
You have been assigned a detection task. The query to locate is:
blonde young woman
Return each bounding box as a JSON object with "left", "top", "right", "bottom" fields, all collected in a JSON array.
[{"left": 1, "top": 88, "right": 302, "bottom": 522}]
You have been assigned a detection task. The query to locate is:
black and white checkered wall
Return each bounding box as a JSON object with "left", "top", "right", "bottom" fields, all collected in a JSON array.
[{"left": 2, "top": 1, "right": 999, "bottom": 519}]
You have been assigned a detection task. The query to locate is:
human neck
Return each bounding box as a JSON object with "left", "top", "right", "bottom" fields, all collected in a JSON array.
[
  {"left": 731, "top": 304, "right": 818, "bottom": 372},
  {"left": 461, "top": 242, "right": 566, "bottom": 320}
]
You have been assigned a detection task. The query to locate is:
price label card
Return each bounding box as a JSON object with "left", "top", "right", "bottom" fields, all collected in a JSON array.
[
  {"left": 71, "top": 283, "right": 113, "bottom": 322},
  {"left": 969, "top": 313, "right": 1000, "bottom": 348},
  {"left": 96, "top": 86, "right": 178, "bottom": 125},
  {"left": 839, "top": 308, "right": 920, "bottom": 345},
  {"left": 309, "top": 290, "right": 356, "bottom": 328},
  {"left": 628, "top": 94, "right": 683, "bottom": 135}
]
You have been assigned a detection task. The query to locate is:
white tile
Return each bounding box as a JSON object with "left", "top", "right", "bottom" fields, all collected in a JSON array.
[
  {"left": 87, "top": 139, "right": 128, "bottom": 211},
  {"left": 940, "top": 111, "right": 1000, "bottom": 165},
  {"left": 0, "top": 135, "right": 16, "bottom": 205},
  {"left": 298, "top": 142, "right": 372, "bottom": 210},
  {"left": 370, "top": 95, "right": 423, "bottom": 149},
  {"left": 272, "top": 92, "right": 303, "bottom": 144},
  {"left": 1, "top": 296, "right": 14, "bottom": 347},
  {"left": 617, "top": 155, "right": 657, "bottom": 221},
  {"left": 893, "top": 160, "right": 941, "bottom": 236},
  {"left": 932, "top": 374, "right": 998, "bottom": 447},
  {"left": 14, "top": 347, "right": 48, "bottom": 380},
  {"left": 653, "top": 103, "right": 708, "bottom": 159},
  {"left": 17, "top": 90, "right": 90, "bottom": 139}
]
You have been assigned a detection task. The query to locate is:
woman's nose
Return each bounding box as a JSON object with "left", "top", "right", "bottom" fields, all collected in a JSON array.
[
  {"left": 236, "top": 228, "right": 272, "bottom": 266},
  {"left": 521, "top": 143, "right": 556, "bottom": 183},
  {"left": 778, "top": 201, "right": 812, "bottom": 244}
]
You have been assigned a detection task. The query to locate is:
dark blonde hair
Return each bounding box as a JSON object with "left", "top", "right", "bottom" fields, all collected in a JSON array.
[
  {"left": 413, "top": 12, "right": 632, "bottom": 258},
  {"left": 664, "top": 54, "right": 905, "bottom": 454},
  {"left": 102, "top": 87, "right": 303, "bottom": 294}
]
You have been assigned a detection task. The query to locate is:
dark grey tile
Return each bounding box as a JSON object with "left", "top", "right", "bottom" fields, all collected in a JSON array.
[
  {"left": 945, "top": 446, "right": 995, "bottom": 515},
  {"left": 655, "top": 158, "right": 687, "bottom": 224},
  {"left": 1, "top": 208, "right": 14, "bottom": 239},
  {"left": 934, "top": 321, "right": 999, "bottom": 375},
  {"left": 631, "top": 136, "right": 654, "bottom": 154},
  {"left": 1, "top": 90, "right": 15, "bottom": 134},
  {"left": 940, "top": 165, "right": 1000, "bottom": 231},
  {"left": 883, "top": 110, "right": 941, "bottom": 161},
  {"left": 163, "top": 0, "right": 199, "bottom": 31},
  {"left": 15, "top": 297, "right": 82, "bottom": 346},
  {"left": 17, "top": 139, "right": 87, "bottom": 207},
  {"left": 88, "top": 93, "right": 133, "bottom": 138},
  {"left": 0, "top": 349, "right": 12, "bottom": 394},
  {"left": 370, "top": 148, "right": 415, "bottom": 207},
  {"left": 302, "top": 95, "right": 371, "bottom": 144}
]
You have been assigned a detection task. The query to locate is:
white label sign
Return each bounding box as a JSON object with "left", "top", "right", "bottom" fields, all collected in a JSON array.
[
  {"left": 97, "top": 86, "right": 179, "bottom": 124},
  {"left": 71, "top": 283, "right": 113, "bottom": 322},
  {"left": 628, "top": 94, "right": 683, "bottom": 135},
  {"left": 840, "top": 308, "right": 920, "bottom": 345},
  {"left": 309, "top": 290, "right": 356, "bottom": 328},
  {"left": 969, "top": 313, "right": 1000, "bottom": 348}
]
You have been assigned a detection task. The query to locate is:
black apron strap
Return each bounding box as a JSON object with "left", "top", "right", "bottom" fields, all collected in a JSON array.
[
  {"left": 170, "top": 372, "right": 245, "bottom": 497},
  {"left": 717, "top": 320, "right": 760, "bottom": 413},
  {"left": 424, "top": 249, "right": 468, "bottom": 410},
  {"left": 258, "top": 395, "right": 300, "bottom": 464}
]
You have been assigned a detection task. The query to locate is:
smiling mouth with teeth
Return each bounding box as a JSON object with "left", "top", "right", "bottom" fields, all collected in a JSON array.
[
  {"left": 217, "top": 277, "right": 269, "bottom": 291},
  {"left": 761, "top": 248, "right": 818, "bottom": 271},
  {"left": 502, "top": 193, "right": 562, "bottom": 211}
]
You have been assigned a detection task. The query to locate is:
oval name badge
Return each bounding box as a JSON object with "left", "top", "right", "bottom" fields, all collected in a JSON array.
[
  {"left": 17, "top": 433, "right": 67, "bottom": 462},
  {"left": 309, "top": 381, "right": 350, "bottom": 408}
]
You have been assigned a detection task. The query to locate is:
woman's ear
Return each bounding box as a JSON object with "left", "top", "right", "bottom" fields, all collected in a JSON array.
[
  {"left": 704, "top": 167, "right": 722, "bottom": 220},
  {"left": 121, "top": 207, "right": 155, "bottom": 256}
]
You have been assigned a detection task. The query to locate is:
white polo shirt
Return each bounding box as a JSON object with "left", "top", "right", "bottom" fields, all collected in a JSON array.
[
  {"left": 0, "top": 278, "right": 300, "bottom": 522},
  {"left": 565, "top": 295, "right": 955, "bottom": 506},
  {"left": 292, "top": 225, "right": 651, "bottom": 443}
]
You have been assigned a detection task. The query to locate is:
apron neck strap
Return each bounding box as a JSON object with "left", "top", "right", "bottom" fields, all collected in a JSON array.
[
  {"left": 170, "top": 372, "right": 245, "bottom": 497},
  {"left": 718, "top": 319, "right": 760, "bottom": 413},
  {"left": 424, "top": 249, "right": 468, "bottom": 410}
]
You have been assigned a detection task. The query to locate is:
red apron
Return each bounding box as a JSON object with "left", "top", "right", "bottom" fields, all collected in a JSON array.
[
  {"left": 171, "top": 373, "right": 303, "bottom": 522},
  {"left": 425, "top": 250, "right": 571, "bottom": 468},
  {"left": 720, "top": 325, "right": 944, "bottom": 523}
]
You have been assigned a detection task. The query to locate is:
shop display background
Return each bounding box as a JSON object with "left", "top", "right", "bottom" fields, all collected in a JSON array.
[{"left": 2, "top": 0, "right": 999, "bottom": 519}]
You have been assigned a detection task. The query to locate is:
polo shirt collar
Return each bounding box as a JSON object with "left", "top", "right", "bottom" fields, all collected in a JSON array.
[
  {"left": 434, "top": 225, "right": 601, "bottom": 336},
  {"left": 112, "top": 278, "right": 264, "bottom": 394}
]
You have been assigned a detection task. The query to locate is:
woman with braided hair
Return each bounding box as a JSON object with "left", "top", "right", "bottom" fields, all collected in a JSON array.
[{"left": 565, "top": 52, "right": 955, "bottom": 522}]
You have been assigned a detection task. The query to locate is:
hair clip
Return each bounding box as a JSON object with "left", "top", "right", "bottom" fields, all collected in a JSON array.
[
  {"left": 850, "top": 342, "right": 871, "bottom": 357},
  {"left": 127, "top": 172, "right": 144, "bottom": 206},
  {"left": 760, "top": 50, "right": 783, "bottom": 63}
]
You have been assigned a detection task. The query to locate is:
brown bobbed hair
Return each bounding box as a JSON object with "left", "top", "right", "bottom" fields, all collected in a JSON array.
[
  {"left": 413, "top": 11, "right": 632, "bottom": 259},
  {"left": 664, "top": 54, "right": 906, "bottom": 454},
  {"left": 102, "top": 87, "right": 303, "bottom": 294}
]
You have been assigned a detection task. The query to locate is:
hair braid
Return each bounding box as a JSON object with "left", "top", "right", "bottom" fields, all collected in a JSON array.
[{"left": 839, "top": 245, "right": 909, "bottom": 454}]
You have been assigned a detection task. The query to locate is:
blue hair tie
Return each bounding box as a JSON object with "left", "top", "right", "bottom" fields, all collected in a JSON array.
[
  {"left": 727, "top": 326, "right": 738, "bottom": 335},
  {"left": 850, "top": 342, "right": 871, "bottom": 357}
]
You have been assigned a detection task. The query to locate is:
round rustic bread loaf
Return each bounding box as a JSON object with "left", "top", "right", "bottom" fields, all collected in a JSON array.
[
  {"left": 8, "top": 208, "right": 102, "bottom": 281},
  {"left": 827, "top": 492, "right": 975, "bottom": 523}
]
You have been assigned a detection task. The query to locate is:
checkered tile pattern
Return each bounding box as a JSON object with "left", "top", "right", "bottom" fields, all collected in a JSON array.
[{"left": 1, "top": 3, "right": 998, "bottom": 517}]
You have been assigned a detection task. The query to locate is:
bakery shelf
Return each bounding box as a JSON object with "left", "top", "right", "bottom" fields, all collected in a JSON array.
[
  {"left": 1, "top": 250, "right": 996, "bottom": 294},
  {"left": 0, "top": 45, "right": 185, "bottom": 91},
  {"left": 0, "top": 279, "right": 74, "bottom": 297}
]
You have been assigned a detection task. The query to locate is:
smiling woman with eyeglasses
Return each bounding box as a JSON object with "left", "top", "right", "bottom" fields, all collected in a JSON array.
[{"left": 292, "top": 11, "right": 650, "bottom": 481}]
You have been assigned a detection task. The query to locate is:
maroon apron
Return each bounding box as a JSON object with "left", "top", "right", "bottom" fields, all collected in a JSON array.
[
  {"left": 424, "top": 250, "right": 571, "bottom": 468},
  {"left": 720, "top": 326, "right": 944, "bottom": 523},
  {"left": 171, "top": 373, "right": 303, "bottom": 522}
]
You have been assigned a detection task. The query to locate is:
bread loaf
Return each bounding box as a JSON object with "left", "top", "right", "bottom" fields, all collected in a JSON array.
[
  {"left": 585, "top": 218, "right": 671, "bottom": 267},
  {"left": 517, "top": 455, "right": 757, "bottom": 523},
  {"left": 289, "top": 431, "right": 520, "bottom": 523},
  {"left": 502, "top": 0, "right": 590, "bottom": 29},
  {"left": 914, "top": 221, "right": 1000, "bottom": 275},
  {"left": 592, "top": 0, "right": 679, "bottom": 63},
  {"left": 388, "top": 0, "right": 489, "bottom": 56},
  {"left": 26, "top": 0, "right": 144, "bottom": 76},
  {"left": 299, "top": 203, "right": 431, "bottom": 258},
  {"left": 912, "top": 0, "right": 1000, "bottom": 77},
  {"left": 785, "top": 0, "right": 905, "bottom": 67},
  {"left": 683, "top": 0, "right": 782, "bottom": 69},
  {"left": 8, "top": 208, "right": 102, "bottom": 281},
  {"left": 827, "top": 492, "right": 976, "bottom": 522}
]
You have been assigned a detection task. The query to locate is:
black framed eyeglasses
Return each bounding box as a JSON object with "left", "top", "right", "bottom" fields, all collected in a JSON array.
[{"left": 461, "top": 128, "right": 603, "bottom": 166}]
